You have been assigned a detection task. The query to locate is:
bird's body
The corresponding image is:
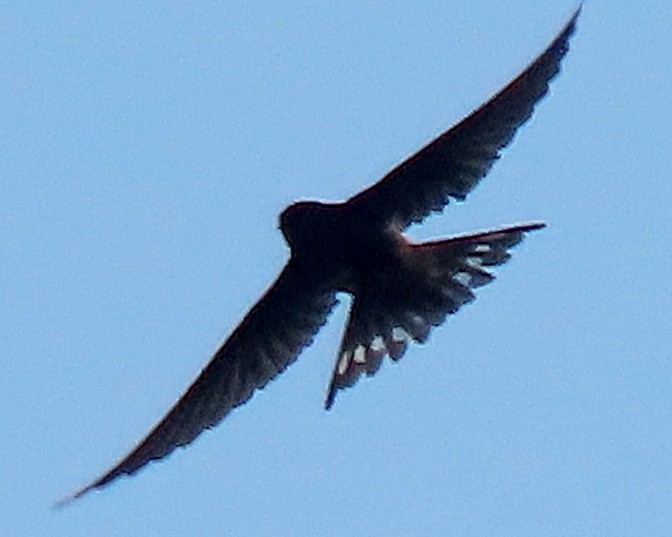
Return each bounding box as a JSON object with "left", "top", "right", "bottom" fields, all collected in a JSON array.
[
  {"left": 280, "top": 200, "right": 406, "bottom": 293},
  {"left": 62, "top": 9, "right": 580, "bottom": 503}
]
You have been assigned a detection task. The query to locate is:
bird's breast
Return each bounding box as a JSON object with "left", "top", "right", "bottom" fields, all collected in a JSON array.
[{"left": 292, "top": 213, "right": 404, "bottom": 294}]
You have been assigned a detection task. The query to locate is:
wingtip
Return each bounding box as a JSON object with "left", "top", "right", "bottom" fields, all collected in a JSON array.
[
  {"left": 520, "top": 220, "right": 546, "bottom": 232},
  {"left": 54, "top": 463, "right": 123, "bottom": 507},
  {"left": 565, "top": 4, "right": 583, "bottom": 34},
  {"left": 549, "top": 5, "right": 581, "bottom": 50},
  {"left": 52, "top": 484, "right": 93, "bottom": 509}
]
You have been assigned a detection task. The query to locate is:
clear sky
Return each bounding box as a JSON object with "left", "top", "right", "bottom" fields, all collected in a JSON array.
[{"left": 2, "top": 2, "right": 671, "bottom": 536}]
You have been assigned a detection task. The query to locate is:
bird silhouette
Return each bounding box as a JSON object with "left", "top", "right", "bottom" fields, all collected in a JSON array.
[{"left": 63, "top": 9, "right": 579, "bottom": 503}]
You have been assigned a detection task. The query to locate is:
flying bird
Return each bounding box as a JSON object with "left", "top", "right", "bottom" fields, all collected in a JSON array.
[{"left": 64, "top": 9, "right": 579, "bottom": 503}]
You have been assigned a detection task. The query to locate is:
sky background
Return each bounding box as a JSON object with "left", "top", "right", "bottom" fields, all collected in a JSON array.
[{"left": 2, "top": 1, "right": 671, "bottom": 536}]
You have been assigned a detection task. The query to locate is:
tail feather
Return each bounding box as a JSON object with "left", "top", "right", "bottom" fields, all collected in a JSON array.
[{"left": 324, "top": 222, "right": 544, "bottom": 409}]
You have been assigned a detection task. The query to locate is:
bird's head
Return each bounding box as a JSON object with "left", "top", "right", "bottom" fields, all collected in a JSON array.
[{"left": 280, "top": 200, "right": 338, "bottom": 251}]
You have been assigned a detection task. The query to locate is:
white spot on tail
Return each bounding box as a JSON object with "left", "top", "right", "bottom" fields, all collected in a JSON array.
[
  {"left": 466, "top": 256, "right": 484, "bottom": 268},
  {"left": 392, "top": 327, "right": 409, "bottom": 342},
  {"left": 337, "top": 352, "right": 350, "bottom": 375},
  {"left": 454, "top": 271, "right": 472, "bottom": 286},
  {"left": 370, "top": 336, "right": 385, "bottom": 351}
]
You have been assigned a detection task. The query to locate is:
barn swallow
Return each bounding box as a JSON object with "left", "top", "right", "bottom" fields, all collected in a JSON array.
[{"left": 63, "top": 8, "right": 579, "bottom": 503}]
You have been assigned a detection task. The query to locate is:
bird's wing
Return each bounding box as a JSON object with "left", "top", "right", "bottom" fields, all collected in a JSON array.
[
  {"left": 348, "top": 9, "right": 579, "bottom": 229},
  {"left": 325, "top": 222, "right": 543, "bottom": 409},
  {"left": 67, "top": 262, "right": 338, "bottom": 502}
]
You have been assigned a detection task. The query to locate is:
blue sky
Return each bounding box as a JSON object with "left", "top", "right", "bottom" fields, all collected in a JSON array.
[{"left": 2, "top": 1, "right": 671, "bottom": 536}]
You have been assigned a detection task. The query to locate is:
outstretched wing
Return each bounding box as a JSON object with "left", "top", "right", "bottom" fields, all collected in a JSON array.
[
  {"left": 325, "top": 222, "right": 543, "bottom": 409},
  {"left": 348, "top": 9, "right": 579, "bottom": 229},
  {"left": 67, "top": 262, "right": 338, "bottom": 502}
]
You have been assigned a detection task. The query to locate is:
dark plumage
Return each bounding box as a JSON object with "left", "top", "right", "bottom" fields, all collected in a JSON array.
[{"left": 63, "top": 9, "right": 579, "bottom": 503}]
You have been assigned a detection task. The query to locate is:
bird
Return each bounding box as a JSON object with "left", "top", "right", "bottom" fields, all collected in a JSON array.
[{"left": 63, "top": 9, "right": 579, "bottom": 503}]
